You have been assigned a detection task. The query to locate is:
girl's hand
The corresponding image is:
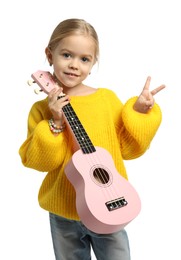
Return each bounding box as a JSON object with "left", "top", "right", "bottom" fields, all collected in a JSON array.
[
  {"left": 48, "top": 88, "right": 70, "bottom": 126},
  {"left": 133, "top": 76, "right": 165, "bottom": 113}
]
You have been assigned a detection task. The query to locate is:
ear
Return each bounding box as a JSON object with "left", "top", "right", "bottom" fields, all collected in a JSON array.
[{"left": 45, "top": 47, "right": 53, "bottom": 66}]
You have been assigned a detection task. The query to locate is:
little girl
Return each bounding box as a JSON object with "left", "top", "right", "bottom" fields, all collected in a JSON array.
[{"left": 19, "top": 18, "right": 165, "bottom": 260}]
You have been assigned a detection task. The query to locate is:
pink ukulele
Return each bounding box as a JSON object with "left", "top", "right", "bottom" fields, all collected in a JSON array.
[{"left": 28, "top": 70, "right": 141, "bottom": 234}]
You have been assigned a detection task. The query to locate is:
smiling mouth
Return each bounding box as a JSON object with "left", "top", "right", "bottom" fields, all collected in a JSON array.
[{"left": 64, "top": 72, "right": 79, "bottom": 77}]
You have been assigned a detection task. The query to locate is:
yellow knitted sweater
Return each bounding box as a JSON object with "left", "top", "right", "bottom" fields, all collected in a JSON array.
[{"left": 19, "top": 88, "right": 162, "bottom": 220}]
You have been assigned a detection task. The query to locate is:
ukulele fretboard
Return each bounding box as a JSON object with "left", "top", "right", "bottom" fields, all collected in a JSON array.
[{"left": 62, "top": 103, "right": 96, "bottom": 154}]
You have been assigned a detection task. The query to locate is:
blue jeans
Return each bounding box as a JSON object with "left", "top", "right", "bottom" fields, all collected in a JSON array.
[{"left": 49, "top": 213, "right": 131, "bottom": 260}]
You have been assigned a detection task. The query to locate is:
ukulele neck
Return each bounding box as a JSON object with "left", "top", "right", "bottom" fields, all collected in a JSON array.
[{"left": 62, "top": 103, "right": 96, "bottom": 154}]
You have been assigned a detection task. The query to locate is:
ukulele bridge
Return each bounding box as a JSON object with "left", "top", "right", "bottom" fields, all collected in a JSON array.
[{"left": 106, "top": 197, "right": 128, "bottom": 211}]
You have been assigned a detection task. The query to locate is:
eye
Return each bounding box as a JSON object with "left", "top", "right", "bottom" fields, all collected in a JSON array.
[
  {"left": 81, "top": 57, "right": 90, "bottom": 62},
  {"left": 63, "top": 53, "right": 71, "bottom": 58}
]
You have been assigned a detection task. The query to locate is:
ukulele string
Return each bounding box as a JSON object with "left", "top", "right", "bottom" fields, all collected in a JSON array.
[
  {"left": 63, "top": 103, "right": 107, "bottom": 181},
  {"left": 63, "top": 104, "right": 110, "bottom": 194},
  {"left": 63, "top": 103, "right": 120, "bottom": 204}
]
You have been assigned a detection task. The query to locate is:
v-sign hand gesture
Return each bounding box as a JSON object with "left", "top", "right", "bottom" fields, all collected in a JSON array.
[{"left": 133, "top": 76, "right": 166, "bottom": 113}]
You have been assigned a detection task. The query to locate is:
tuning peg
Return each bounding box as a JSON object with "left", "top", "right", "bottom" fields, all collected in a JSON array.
[
  {"left": 27, "top": 79, "right": 35, "bottom": 86},
  {"left": 34, "top": 88, "right": 43, "bottom": 94}
]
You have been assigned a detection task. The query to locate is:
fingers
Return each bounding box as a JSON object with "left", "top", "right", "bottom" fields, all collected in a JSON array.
[
  {"left": 143, "top": 76, "right": 166, "bottom": 96},
  {"left": 143, "top": 76, "right": 151, "bottom": 91},
  {"left": 49, "top": 88, "right": 63, "bottom": 98},
  {"left": 48, "top": 88, "right": 70, "bottom": 109},
  {"left": 151, "top": 85, "right": 166, "bottom": 96},
  {"left": 57, "top": 95, "right": 70, "bottom": 103}
]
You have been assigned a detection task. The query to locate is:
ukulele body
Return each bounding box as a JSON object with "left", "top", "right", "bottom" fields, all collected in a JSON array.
[{"left": 65, "top": 146, "right": 141, "bottom": 234}]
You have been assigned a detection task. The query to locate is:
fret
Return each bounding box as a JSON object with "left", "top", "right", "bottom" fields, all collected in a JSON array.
[{"left": 62, "top": 103, "right": 96, "bottom": 154}]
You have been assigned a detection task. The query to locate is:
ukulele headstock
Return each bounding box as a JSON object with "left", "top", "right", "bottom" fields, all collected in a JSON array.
[{"left": 27, "top": 70, "right": 59, "bottom": 94}]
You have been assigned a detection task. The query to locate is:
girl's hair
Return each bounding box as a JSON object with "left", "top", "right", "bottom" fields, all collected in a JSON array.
[{"left": 47, "top": 18, "right": 99, "bottom": 62}]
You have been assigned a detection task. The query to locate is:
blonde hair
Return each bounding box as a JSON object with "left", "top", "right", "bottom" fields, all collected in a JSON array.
[{"left": 47, "top": 18, "right": 99, "bottom": 62}]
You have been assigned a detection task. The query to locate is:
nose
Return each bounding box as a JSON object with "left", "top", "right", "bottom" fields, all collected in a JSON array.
[{"left": 68, "top": 58, "right": 78, "bottom": 70}]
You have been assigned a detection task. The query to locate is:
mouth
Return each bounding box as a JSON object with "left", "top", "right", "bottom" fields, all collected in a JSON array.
[{"left": 64, "top": 72, "right": 79, "bottom": 77}]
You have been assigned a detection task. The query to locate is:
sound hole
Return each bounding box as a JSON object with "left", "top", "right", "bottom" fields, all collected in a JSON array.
[{"left": 93, "top": 168, "right": 110, "bottom": 184}]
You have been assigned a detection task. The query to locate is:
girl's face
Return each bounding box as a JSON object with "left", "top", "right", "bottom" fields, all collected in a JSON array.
[{"left": 47, "top": 34, "right": 96, "bottom": 92}]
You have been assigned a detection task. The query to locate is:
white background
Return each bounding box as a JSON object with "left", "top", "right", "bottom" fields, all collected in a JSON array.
[{"left": 1, "top": 0, "right": 180, "bottom": 259}]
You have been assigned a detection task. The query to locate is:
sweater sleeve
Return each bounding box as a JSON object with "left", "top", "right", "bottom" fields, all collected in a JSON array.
[
  {"left": 119, "top": 96, "right": 162, "bottom": 159},
  {"left": 19, "top": 101, "right": 68, "bottom": 172}
]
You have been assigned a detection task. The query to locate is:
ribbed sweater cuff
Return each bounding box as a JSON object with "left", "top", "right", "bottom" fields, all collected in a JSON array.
[{"left": 122, "top": 96, "right": 162, "bottom": 144}]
